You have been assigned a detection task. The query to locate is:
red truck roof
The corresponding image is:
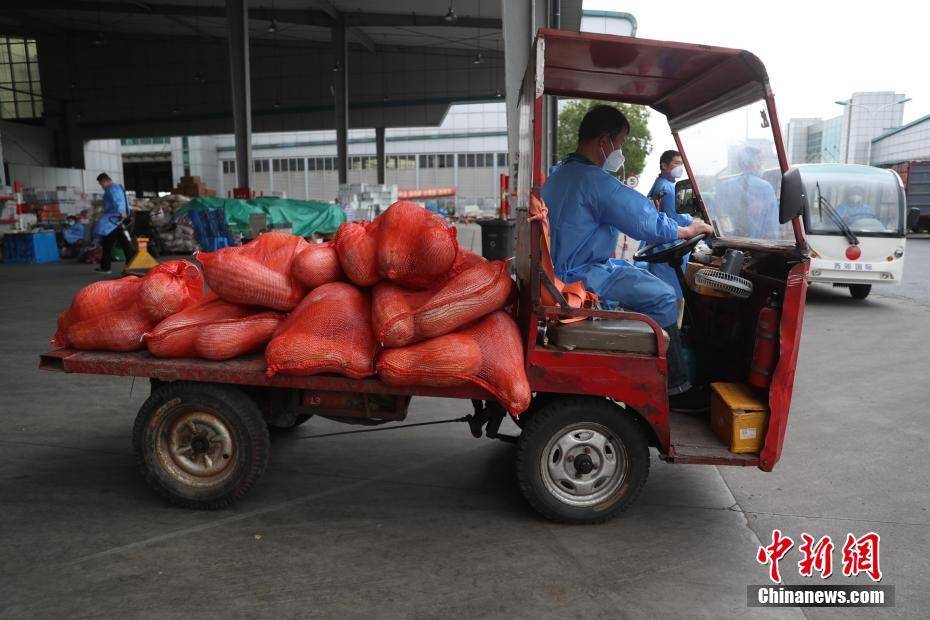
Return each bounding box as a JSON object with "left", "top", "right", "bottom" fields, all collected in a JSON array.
[{"left": 537, "top": 28, "right": 771, "bottom": 130}]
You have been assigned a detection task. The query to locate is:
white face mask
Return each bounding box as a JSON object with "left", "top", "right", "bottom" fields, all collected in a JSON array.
[
  {"left": 670, "top": 164, "right": 685, "bottom": 179},
  {"left": 600, "top": 142, "right": 625, "bottom": 173}
]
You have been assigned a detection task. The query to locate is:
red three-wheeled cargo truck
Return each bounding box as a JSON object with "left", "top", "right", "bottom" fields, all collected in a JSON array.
[{"left": 41, "top": 29, "right": 809, "bottom": 524}]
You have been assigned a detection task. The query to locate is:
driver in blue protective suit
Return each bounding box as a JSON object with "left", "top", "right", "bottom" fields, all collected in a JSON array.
[
  {"left": 541, "top": 105, "right": 713, "bottom": 406},
  {"left": 836, "top": 185, "right": 876, "bottom": 224}
]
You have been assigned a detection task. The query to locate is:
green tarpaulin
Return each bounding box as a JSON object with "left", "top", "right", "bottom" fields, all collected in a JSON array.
[{"left": 177, "top": 196, "right": 346, "bottom": 237}]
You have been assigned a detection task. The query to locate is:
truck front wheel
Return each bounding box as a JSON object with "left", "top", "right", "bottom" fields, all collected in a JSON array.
[
  {"left": 132, "top": 381, "right": 270, "bottom": 509},
  {"left": 516, "top": 397, "right": 649, "bottom": 524}
]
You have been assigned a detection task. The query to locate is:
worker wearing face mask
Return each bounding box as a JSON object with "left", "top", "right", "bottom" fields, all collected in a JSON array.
[
  {"left": 836, "top": 185, "right": 876, "bottom": 224},
  {"left": 542, "top": 105, "right": 713, "bottom": 406},
  {"left": 637, "top": 150, "right": 693, "bottom": 326}
]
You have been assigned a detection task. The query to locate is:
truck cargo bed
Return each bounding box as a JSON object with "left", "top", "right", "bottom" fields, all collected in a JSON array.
[{"left": 40, "top": 349, "right": 495, "bottom": 401}]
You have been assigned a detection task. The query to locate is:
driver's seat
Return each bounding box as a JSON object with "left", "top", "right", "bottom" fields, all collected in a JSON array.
[
  {"left": 530, "top": 194, "right": 669, "bottom": 356},
  {"left": 547, "top": 319, "right": 668, "bottom": 356}
]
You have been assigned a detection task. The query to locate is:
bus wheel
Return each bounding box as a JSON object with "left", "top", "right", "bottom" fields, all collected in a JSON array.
[
  {"left": 849, "top": 284, "right": 871, "bottom": 300},
  {"left": 516, "top": 397, "right": 649, "bottom": 524}
]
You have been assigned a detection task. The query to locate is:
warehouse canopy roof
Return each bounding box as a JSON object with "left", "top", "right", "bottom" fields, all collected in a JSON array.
[
  {"left": 0, "top": 1, "right": 582, "bottom": 139},
  {"left": 538, "top": 29, "right": 771, "bottom": 130}
]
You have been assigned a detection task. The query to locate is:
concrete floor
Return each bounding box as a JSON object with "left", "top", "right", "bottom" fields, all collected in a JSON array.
[{"left": 1, "top": 246, "right": 928, "bottom": 618}]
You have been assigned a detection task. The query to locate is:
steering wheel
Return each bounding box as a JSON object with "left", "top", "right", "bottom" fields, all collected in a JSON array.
[{"left": 633, "top": 234, "right": 707, "bottom": 265}]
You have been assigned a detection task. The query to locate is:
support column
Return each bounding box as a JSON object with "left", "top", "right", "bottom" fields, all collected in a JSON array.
[
  {"left": 376, "top": 126, "right": 386, "bottom": 185},
  {"left": 333, "top": 24, "right": 349, "bottom": 186},
  {"left": 226, "top": 0, "right": 252, "bottom": 190}
]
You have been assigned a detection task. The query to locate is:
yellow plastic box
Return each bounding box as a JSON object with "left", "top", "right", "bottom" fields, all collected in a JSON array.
[{"left": 709, "top": 382, "right": 769, "bottom": 454}]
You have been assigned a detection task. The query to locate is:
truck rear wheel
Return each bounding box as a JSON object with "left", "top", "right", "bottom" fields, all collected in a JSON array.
[
  {"left": 516, "top": 397, "right": 649, "bottom": 524},
  {"left": 849, "top": 284, "right": 872, "bottom": 299},
  {"left": 132, "top": 381, "right": 270, "bottom": 509}
]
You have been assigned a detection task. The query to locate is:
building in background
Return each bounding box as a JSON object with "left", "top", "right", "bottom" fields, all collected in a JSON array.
[
  {"left": 785, "top": 92, "right": 907, "bottom": 165},
  {"left": 870, "top": 115, "right": 930, "bottom": 167}
]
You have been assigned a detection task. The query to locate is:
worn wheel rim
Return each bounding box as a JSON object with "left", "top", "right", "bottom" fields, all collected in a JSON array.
[
  {"left": 540, "top": 422, "right": 628, "bottom": 507},
  {"left": 155, "top": 407, "right": 237, "bottom": 488}
]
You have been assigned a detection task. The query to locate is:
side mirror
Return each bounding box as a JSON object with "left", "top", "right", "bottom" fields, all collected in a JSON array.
[
  {"left": 779, "top": 167, "right": 808, "bottom": 224},
  {"left": 908, "top": 207, "right": 920, "bottom": 231},
  {"left": 675, "top": 179, "right": 701, "bottom": 216}
]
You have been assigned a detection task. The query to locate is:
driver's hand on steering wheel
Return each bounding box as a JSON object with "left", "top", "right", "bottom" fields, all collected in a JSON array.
[{"left": 677, "top": 218, "right": 714, "bottom": 239}]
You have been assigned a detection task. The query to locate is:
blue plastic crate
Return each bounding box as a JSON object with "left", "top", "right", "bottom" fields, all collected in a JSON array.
[
  {"left": 200, "top": 237, "right": 230, "bottom": 252},
  {"left": 2, "top": 231, "right": 60, "bottom": 264},
  {"left": 187, "top": 208, "right": 234, "bottom": 251}
]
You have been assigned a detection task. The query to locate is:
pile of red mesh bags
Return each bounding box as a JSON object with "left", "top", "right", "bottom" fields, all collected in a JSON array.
[
  {"left": 52, "top": 260, "right": 204, "bottom": 351},
  {"left": 377, "top": 311, "right": 531, "bottom": 414},
  {"left": 50, "top": 199, "right": 531, "bottom": 415},
  {"left": 198, "top": 232, "right": 309, "bottom": 311},
  {"left": 145, "top": 293, "right": 283, "bottom": 360},
  {"left": 265, "top": 282, "right": 377, "bottom": 378}
]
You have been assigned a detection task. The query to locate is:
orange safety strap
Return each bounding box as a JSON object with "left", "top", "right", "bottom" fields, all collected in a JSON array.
[{"left": 529, "top": 194, "right": 598, "bottom": 323}]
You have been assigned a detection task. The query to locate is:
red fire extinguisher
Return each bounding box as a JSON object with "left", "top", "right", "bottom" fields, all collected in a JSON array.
[{"left": 749, "top": 293, "right": 781, "bottom": 389}]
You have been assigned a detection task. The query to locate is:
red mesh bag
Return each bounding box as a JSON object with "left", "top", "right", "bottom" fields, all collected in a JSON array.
[
  {"left": 64, "top": 306, "right": 153, "bottom": 352},
  {"left": 138, "top": 260, "right": 204, "bottom": 321},
  {"left": 52, "top": 260, "right": 203, "bottom": 349},
  {"left": 265, "top": 282, "right": 378, "bottom": 378},
  {"left": 375, "top": 201, "right": 458, "bottom": 289},
  {"left": 334, "top": 220, "right": 380, "bottom": 287},
  {"left": 198, "top": 232, "right": 309, "bottom": 310},
  {"left": 375, "top": 311, "right": 530, "bottom": 414},
  {"left": 372, "top": 259, "right": 512, "bottom": 347},
  {"left": 52, "top": 276, "right": 142, "bottom": 346},
  {"left": 195, "top": 313, "right": 282, "bottom": 360},
  {"left": 292, "top": 241, "right": 345, "bottom": 290},
  {"left": 377, "top": 334, "right": 481, "bottom": 387},
  {"left": 145, "top": 294, "right": 282, "bottom": 360}
]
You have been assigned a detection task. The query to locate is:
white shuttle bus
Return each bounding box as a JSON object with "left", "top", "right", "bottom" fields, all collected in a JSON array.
[{"left": 797, "top": 164, "right": 907, "bottom": 300}]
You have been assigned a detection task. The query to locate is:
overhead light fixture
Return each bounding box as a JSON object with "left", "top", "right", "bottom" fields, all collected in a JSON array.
[
  {"left": 472, "top": 51, "right": 484, "bottom": 65},
  {"left": 495, "top": 89, "right": 502, "bottom": 98},
  {"left": 267, "top": 19, "right": 278, "bottom": 34},
  {"left": 273, "top": 101, "right": 281, "bottom": 109},
  {"left": 93, "top": 32, "right": 104, "bottom": 46},
  {"left": 332, "top": 61, "right": 340, "bottom": 72},
  {"left": 172, "top": 106, "right": 181, "bottom": 114},
  {"left": 444, "top": 3, "right": 458, "bottom": 23}
]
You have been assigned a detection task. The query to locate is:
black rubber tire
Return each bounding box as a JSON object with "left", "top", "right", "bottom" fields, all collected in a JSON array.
[
  {"left": 267, "top": 413, "right": 312, "bottom": 433},
  {"left": 132, "top": 381, "right": 270, "bottom": 509},
  {"left": 849, "top": 284, "right": 872, "bottom": 300},
  {"left": 516, "top": 396, "right": 649, "bottom": 524}
]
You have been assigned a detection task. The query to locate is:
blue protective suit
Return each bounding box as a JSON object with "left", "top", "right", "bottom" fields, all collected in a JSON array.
[
  {"left": 636, "top": 173, "right": 693, "bottom": 299},
  {"left": 93, "top": 183, "right": 129, "bottom": 239},
  {"left": 541, "top": 155, "right": 680, "bottom": 327},
  {"left": 714, "top": 173, "right": 779, "bottom": 239},
  {"left": 835, "top": 202, "right": 876, "bottom": 224},
  {"left": 62, "top": 222, "right": 85, "bottom": 245}
]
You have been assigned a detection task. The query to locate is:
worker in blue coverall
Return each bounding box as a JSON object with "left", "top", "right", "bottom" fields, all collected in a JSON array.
[
  {"left": 714, "top": 146, "right": 780, "bottom": 240},
  {"left": 637, "top": 149, "right": 692, "bottom": 326},
  {"left": 93, "top": 172, "right": 137, "bottom": 273},
  {"left": 542, "top": 105, "right": 713, "bottom": 404},
  {"left": 836, "top": 185, "right": 876, "bottom": 225}
]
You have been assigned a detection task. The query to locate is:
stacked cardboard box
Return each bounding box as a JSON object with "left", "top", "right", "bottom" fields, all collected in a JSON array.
[
  {"left": 172, "top": 176, "right": 217, "bottom": 198},
  {"left": 337, "top": 183, "right": 398, "bottom": 221}
]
